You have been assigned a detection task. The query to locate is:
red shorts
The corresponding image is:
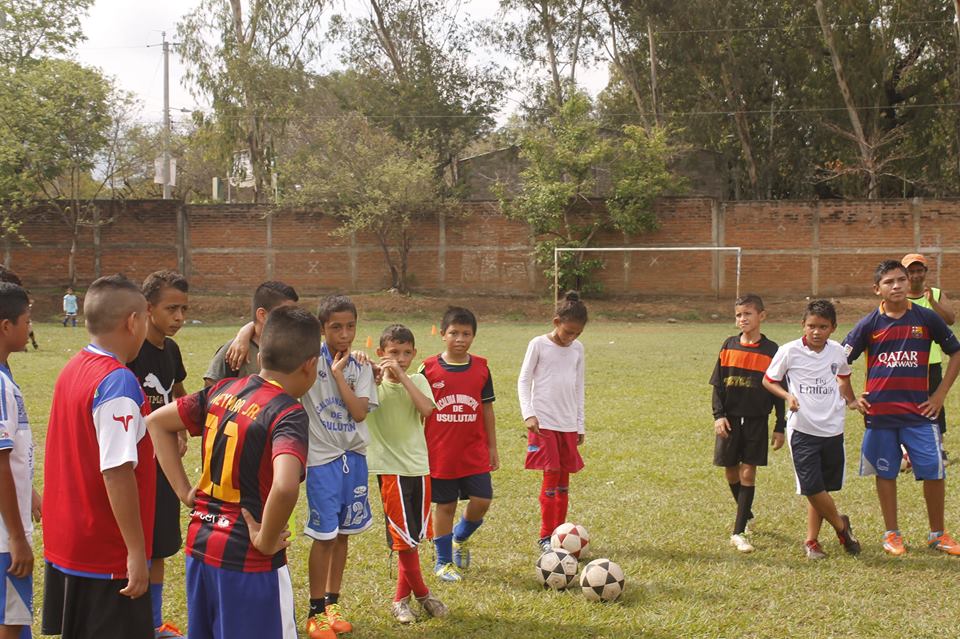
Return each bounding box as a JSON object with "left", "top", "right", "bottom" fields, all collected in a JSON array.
[
  {"left": 525, "top": 429, "right": 584, "bottom": 472},
  {"left": 377, "top": 475, "right": 433, "bottom": 551}
]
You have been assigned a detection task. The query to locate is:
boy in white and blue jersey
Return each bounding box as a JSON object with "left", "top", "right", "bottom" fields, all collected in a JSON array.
[{"left": 0, "top": 282, "right": 38, "bottom": 639}]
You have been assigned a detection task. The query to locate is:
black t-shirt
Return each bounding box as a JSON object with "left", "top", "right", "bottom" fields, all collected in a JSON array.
[{"left": 128, "top": 337, "right": 188, "bottom": 411}]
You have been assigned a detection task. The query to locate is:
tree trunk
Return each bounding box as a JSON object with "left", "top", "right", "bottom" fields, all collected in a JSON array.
[
  {"left": 398, "top": 226, "right": 411, "bottom": 294},
  {"left": 376, "top": 229, "right": 400, "bottom": 290},
  {"left": 601, "top": 2, "right": 649, "bottom": 128},
  {"left": 538, "top": 1, "right": 564, "bottom": 107},
  {"left": 718, "top": 45, "right": 759, "bottom": 196}
]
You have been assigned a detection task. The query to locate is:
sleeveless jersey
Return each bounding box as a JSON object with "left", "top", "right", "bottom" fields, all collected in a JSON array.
[{"left": 908, "top": 287, "right": 943, "bottom": 364}]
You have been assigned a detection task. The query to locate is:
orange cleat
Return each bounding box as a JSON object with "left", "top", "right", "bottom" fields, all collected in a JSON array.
[
  {"left": 928, "top": 532, "right": 960, "bottom": 556},
  {"left": 306, "top": 615, "right": 336, "bottom": 639},
  {"left": 882, "top": 530, "right": 907, "bottom": 556},
  {"left": 326, "top": 603, "right": 353, "bottom": 634}
]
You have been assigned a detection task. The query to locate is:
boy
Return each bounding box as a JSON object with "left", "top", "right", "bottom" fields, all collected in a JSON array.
[
  {"left": 204, "top": 281, "right": 299, "bottom": 385},
  {"left": 710, "top": 293, "right": 785, "bottom": 553},
  {"left": 366, "top": 324, "right": 447, "bottom": 624},
  {"left": 419, "top": 306, "right": 497, "bottom": 582},
  {"left": 762, "top": 299, "right": 862, "bottom": 559},
  {"left": 302, "top": 295, "right": 378, "bottom": 639},
  {"left": 146, "top": 306, "right": 320, "bottom": 639},
  {"left": 127, "top": 270, "right": 190, "bottom": 638},
  {"left": 0, "top": 282, "right": 40, "bottom": 639},
  {"left": 42, "top": 274, "right": 156, "bottom": 638},
  {"left": 62, "top": 286, "right": 78, "bottom": 327},
  {"left": 0, "top": 268, "right": 37, "bottom": 351},
  {"left": 843, "top": 259, "right": 960, "bottom": 556}
]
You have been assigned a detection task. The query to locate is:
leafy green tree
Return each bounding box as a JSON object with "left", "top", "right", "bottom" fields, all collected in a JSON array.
[{"left": 0, "top": 0, "right": 93, "bottom": 66}]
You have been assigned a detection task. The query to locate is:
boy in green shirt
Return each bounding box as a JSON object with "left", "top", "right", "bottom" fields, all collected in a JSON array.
[{"left": 366, "top": 324, "right": 448, "bottom": 624}]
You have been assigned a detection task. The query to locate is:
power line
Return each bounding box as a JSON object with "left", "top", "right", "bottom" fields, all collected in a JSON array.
[{"left": 653, "top": 18, "right": 955, "bottom": 36}]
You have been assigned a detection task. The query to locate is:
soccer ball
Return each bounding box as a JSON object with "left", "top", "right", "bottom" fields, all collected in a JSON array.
[
  {"left": 535, "top": 548, "right": 579, "bottom": 590},
  {"left": 579, "top": 558, "right": 625, "bottom": 602},
  {"left": 551, "top": 522, "right": 590, "bottom": 559}
]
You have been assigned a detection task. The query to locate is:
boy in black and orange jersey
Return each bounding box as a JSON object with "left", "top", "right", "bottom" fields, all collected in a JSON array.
[{"left": 710, "top": 293, "right": 785, "bottom": 553}]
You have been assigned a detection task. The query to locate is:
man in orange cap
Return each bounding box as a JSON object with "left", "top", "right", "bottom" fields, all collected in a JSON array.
[{"left": 903, "top": 253, "right": 955, "bottom": 463}]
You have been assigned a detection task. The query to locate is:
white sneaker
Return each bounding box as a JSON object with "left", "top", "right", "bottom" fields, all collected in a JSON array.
[
  {"left": 391, "top": 597, "right": 416, "bottom": 624},
  {"left": 730, "top": 533, "right": 754, "bottom": 553}
]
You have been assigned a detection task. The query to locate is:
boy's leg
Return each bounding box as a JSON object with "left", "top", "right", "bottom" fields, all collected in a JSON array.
[
  {"left": 556, "top": 470, "right": 571, "bottom": 528},
  {"left": 432, "top": 500, "right": 457, "bottom": 568},
  {"left": 452, "top": 474, "right": 494, "bottom": 568},
  {"left": 309, "top": 539, "right": 335, "bottom": 602},
  {"left": 325, "top": 534, "right": 349, "bottom": 599},
  {"left": 806, "top": 492, "right": 843, "bottom": 532},
  {"left": 397, "top": 549, "right": 429, "bottom": 599},
  {"left": 876, "top": 478, "right": 899, "bottom": 531},
  {"left": 539, "top": 470, "right": 560, "bottom": 540},
  {"left": 149, "top": 558, "right": 164, "bottom": 630},
  {"left": 922, "top": 479, "right": 946, "bottom": 533},
  {"left": 733, "top": 464, "right": 756, "bottom": 535},
  {"left": 304, "top": 460, "right": 344, "bottom": 637}
]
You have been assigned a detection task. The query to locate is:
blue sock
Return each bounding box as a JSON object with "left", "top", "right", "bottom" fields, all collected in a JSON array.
[
  {"left": 453, "top": 517, "right": 483, "bottom": 543},
  {"left": 150, "top": 583, "right": 163, "bottom": 628},
  {"left": 435, "top": 533, "right": 453, "bottom": 567}
]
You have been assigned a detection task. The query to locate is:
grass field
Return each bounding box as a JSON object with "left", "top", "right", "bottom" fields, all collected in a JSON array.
[{"left": 17, "top": 318, "right": 960, "bottom": 638}]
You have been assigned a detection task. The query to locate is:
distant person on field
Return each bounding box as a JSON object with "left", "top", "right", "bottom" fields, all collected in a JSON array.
[
  {"left": 62, "top": 286, "right": 78, "bottom": 327},
  {"left": 762, "top": 300, "right": 862, "bottom": 559},
  {"left": 517, "top": 291, "right": 587, "bottom": 553},
  {"left": 843, "top": 259, "right": 960, "bottom": 557},
  {"left": 710, "top": 293, "right": 785, "bottom": 553},
  {"left": 903, "top": 253, "right": 955, "bottom": 464}
]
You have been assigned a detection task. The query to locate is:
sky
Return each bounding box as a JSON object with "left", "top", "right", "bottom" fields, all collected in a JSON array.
[{"left": 75, "top": 0, "right": 610, "bottom": 127}]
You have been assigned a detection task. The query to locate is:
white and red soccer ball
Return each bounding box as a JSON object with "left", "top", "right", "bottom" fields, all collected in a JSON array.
[{"left": 550, "top": 522, "right": 590, "bottom": 559}]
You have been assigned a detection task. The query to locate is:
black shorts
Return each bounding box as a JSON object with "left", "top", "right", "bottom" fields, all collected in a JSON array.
[
  {"left": 789, "top": 429, "right": 845, "bottom": 496},
  {"left": 713, "top": 415, "right": 770, "bottom": 467},
  {"left": 41, "top": 562, "right": 154, "bottom": 639},
  {"left": 153, "top": 460, "right": 184, "bottom": 559},
  {"left": 431, "top": 472, "right": 493, "bottom": 504},
  {"left": 930, "top": 363, "right": 947, "bottom": 434}
]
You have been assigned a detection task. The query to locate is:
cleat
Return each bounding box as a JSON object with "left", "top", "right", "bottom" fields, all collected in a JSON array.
[
  {"left": 928, "top": 532, "right": 960, "bottom": 556},
  {"left": 882, "top": 530, "right": 907, "bottom": 557},
  {"left": 306, "top": 616, "right": 337, "bottom": 639},
  {"left": 391, "top": 597, "right": 416, "bottom": 624},
  {"left": 452, "top": 539, "right": 471, "bottom": 569},
  {"left": 730, "top": 533, "right": 754, "bottom": 553},
  {"left": 837, "top": 515, "right": 861, "bottom": 555},
  {"left": 538, "top": 537, "right": 552, "bottom": 554},
  {"left": 155, "top": 623, "right": 185, "bottom": 638},
  {"left": 434, "top": 562, "right": 462, "bottom": 583},
  {"left": 416, "top": 591, "right": 449, "bottom": 618},
  {"left": 804, "top": 539, "right": 827, "bottom": 560},
  {"left": 326, "top": 603, "right": 352, "bottom": 634}
]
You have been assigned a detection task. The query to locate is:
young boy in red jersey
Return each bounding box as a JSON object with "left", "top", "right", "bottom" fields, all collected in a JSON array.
[
  {"left": 127, "top": 270, "right": 190, "bottom": 638},
  {"left": 42, "top": 274, "right": 156, "bottom": 639},
  {"left": 843, "top": 259, "right": 960, "bottom": 556},
  {"left": 419, "top": 306, "right": 497, "bottom": 582},
  {"left": 147, "top": 306, "right": 320, "bottom": 639}
]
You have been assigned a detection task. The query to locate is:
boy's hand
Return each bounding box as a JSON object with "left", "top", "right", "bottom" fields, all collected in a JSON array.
[
  {"left": 242, "top": 508, "right": 291, "bottom": 555},
  {"left": 119, "top": 553, "right": 148, "bottom": 598},
  {"left": 489, "top": 448, "right": 500, "bottom": 472},
  {"left": 771, "top": 431, "right": 785, "bottom": 450},
  {"left": 350, "top": 350, "right": 371, "bottom": 365},
  {"left": 525, "top": 416, "right": 540, "bottom": 435},
  {"left": 714, "top": 417, "right": 731, "bottom": 438},
  {"left": 577, "top": 433, "right": 585, "bottom": 445},
  {"left": 6, "top": 535, "right": 32, "bottom": 578},
  {"left": 225, "top": 339, "right": 250, "bottom": 371},
  {"left": 919, "top": 392, "right": 945, "bottom": 420},
  {"left": 379, "top": 357, "right": 402, "bottom": 378},
  {"left": 331, "top": 351, "right": 349, "bottom": 377},
  {"left": 786, "top": 394, "right": 800, "bottom": 412},
  {"left": 854, "top": 392, "right": 871, "bottom": 415},
  {"left": 31, "top": 488, "right": 41, "bottom": 522}
]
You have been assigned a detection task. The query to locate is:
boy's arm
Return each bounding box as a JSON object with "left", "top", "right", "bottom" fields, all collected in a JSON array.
[
  {"left": 173, "top": 381, "right": 189, "bottom": 455},
  {"left": 762, "top": 376, "right": 798, "bottom": 412},
  {"left": 930, "top": 289, "right": 956, "bottom": 326},
  {"left": 241, "top": 454, "right": 301, "bottom": 555},
  {"left": 0, "top": 452, "right": 31, "bottom": 578},
  {"left": 225, "top": 322, "right": 256, "bottom": 371},
  {"left": 390, "top": 367, "right": 434, "bottom": 418},
  {"left": 145, "top": 402, "right": 194, "bottom": 506},
  {"left": 331, "top": 352, "right": 370, "bottom": 422},
  {"left": 483, "top": 402, "right": 499, "bottom": 471},
  {"left": 921, "top": 348, "right": 960, "bottom": 419},
  {"left": 102, "top": 462, "right": 148, "bottom": 597},
  {"left": 517, "top": 339, "right": 539, "bottom": 432}
]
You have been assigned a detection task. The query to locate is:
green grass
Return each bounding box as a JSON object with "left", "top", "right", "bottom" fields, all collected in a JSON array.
[{"left": 18, "top": 319, "right": 960, "bottom": 638}]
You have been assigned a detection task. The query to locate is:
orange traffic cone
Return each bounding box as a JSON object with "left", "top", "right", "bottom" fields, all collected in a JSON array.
[
  {"left": 431, "top": 324, "right": 438, "bottom": 336},
  {"left": 365, "top": 336, "right": 373, "bottom": 348}
]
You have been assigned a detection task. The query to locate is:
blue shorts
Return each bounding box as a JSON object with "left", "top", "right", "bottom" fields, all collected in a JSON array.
[
  {"left": 186, "top": 556, "right": 296, "bottom": 639},
  {"left": 860, "top": 425, "right": 944, "bottom": 481},
  {"left": 431, "top": 472, "right": 494, "bottom": 504},
  {"left": 0, "top": 552, "right": 31, "bottom": 635},
  {"left": 304, "top": 452, "right": 373, "bottom": 540}
]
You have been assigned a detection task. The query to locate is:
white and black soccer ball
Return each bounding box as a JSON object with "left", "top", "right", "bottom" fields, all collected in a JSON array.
[
  {"left": 551, "top": 522, "right": 590, "bottom": 559},
  {"left": 535, "top": 548, "right": 579, "bottom": 590},
  {"left": 579, "top": 558, "right": 625, "bottom": 602}
]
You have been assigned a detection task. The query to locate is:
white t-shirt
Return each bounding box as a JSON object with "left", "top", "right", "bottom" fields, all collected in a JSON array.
[
  {"left": 517, "top": 335, "right": 585, "bottom": 434},
  {"left": 0, "top": 365, "right": 32, "bottom": 552},
  {"left": 765, "top": 338, "right": 851, "bottom": 437}
]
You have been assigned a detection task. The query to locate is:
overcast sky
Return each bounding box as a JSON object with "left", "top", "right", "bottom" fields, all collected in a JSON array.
[{"left": 75, "top": 0, "right": 609, "bottom": 127}]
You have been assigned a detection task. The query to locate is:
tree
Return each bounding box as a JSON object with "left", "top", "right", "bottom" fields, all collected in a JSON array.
[{"left": 0, "top": 0, "right": 93, "bottom": 66}]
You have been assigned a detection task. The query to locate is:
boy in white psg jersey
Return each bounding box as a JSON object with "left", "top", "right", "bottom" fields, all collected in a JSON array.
[{"left": 763, "top": 300, "right": 862, "bottom": 559}]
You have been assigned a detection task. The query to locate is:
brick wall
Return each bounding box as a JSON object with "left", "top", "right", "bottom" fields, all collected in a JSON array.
[{"left": 8, "top": 197, "right": 960, "bottom": 298}]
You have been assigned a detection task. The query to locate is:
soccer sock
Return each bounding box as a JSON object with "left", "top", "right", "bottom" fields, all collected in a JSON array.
[
  {"left": 395, "top": 563, "right": 412, "bottom": 601},
  {"left": 325, "top": 592, "right": 339, "bottom": 607},
  {"left": 539, "top": 471, "right": 560, "bottom": 539},
  {"left": 728, "top": 482, "right": 754, "bottom": 520},
  {"left": 150, "top": 583, "right": 163, "bottom": 628},
  {"left": 556, "top": 471, "right": 570, "bottom": 529},
  {"left": 434, "top": 533, "right": 454, "bottom": 567},
  {"left": 398, "top": 549, "right": 429, "bottom": 599},
  {"left": 453, "top": 516, "right": 483, "bottom": 543},
  {"left": 309, "top": 598, "right": 326, "bottom": 617},
  {"left": 733, "top": 485, "right": 755, "bottom": 535},
  {"left": 930, "top": 530, "right": 945, "bottom": 541}
]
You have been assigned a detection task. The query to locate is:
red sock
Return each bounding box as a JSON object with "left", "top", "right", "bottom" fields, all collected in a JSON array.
[
  {"left": 539, "top": 470, "right": 561, "bottom": 539},
  {"left": 397, "top": 549, "right": 429, "bottom": 599},
  {"left": 556, "top": 471, "right": 570, "bottom": 527},
  {"left": 395, "top": 567, "right": 411, "bottom": 601}
]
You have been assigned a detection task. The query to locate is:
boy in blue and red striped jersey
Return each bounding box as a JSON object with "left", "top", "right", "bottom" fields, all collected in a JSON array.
[{"left": 843, "top": 259, "right": 960, "bottom": 557}]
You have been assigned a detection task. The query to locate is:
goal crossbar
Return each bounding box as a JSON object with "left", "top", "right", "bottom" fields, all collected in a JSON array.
[{"left": 553, "top": 246, "right": 742, "bottom": 302}]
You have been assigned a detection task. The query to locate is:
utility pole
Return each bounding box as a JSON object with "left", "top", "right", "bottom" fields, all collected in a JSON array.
[{"left": 162, "top": 31, "right": 172, "bottom": 199}]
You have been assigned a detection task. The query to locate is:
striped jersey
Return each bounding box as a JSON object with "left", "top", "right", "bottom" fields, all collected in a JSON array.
[
  {"left": 843, "top": 301, "right": 960, "bottom": 429},
  {"left": 709, "top": 334, "right": 786, "bottom": 431},
  {"left": 177, "top": 375, "right": 309, "bottom": 572}
]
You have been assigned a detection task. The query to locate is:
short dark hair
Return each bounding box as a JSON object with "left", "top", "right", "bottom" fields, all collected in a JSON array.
[
  {"left": 734, "top": 293, "right": 764, "bottom": 312},
  {"left": 875, "top": 259, "right": 907, "bottom": 284},
  {"left": 252, "top": 281, "right": 298, "bottom": 321},
  {"left": 0, "top": 283, "right": 29, "bottom": 324},
  {"left": 555, "top": 290, "right": 588, "bottom": 324},
  {"left": 142, "top": 270, "right": 188, "bottom": 304},
  {"left": 259, "top": 306, "right": 321, "bottom": 373},
  {"left": 83, "top": 274, "right": 145, "bottom": 334},
  {"left": 317, "top": 294, "right": 357, "bottom": 326},
  {"left": 380, "top": 324, "right": 415, "bottom": 348},
  {"left": 441, "top": 306, "right": 477, "bottom": 333},
  {"left": 0, "top": 266, "right": 22, "bottom": 286},
  {"left": 803, "top": 299, "right": 837, "bottom": 326}
]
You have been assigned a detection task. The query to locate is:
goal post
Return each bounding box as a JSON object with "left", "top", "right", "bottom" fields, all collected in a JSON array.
[{"left": 552, "top": 246, "right": 743, "bottom": 302}]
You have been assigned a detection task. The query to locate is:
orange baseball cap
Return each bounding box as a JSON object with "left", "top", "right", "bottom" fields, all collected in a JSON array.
[{"left": 901, "top": 253, "right": 927, "bottom": 267}]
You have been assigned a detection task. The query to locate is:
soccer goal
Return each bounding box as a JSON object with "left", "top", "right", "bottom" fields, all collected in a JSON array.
[{"left": 552, "top": 246, "right": 743, "bottom": 301}]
